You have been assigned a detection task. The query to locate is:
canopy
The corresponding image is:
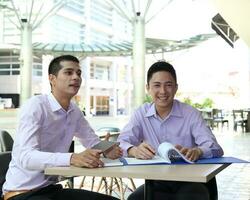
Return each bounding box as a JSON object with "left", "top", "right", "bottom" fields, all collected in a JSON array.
[{"left": 32, "top": 34, "right": 216, "bottom": 57}]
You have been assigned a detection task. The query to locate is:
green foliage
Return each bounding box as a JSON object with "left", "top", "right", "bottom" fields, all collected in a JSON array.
[
  {"left": 144, "top": 94, "right": 152, "bottom": 103},
  {"left": 144, "top": 95, "right": 214, "bottom": 109},
  {"left": 183, "top": 97, "right": 192, "bottom": 105},
  {"left": 183, "top": 97, "right": 214, "bottom": 109},
  {"left": 202, "top": 98, "right": 214, "bottom": 108}
]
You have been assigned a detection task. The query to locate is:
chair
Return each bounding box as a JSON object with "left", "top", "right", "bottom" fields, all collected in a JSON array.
[
  {"left": 0, "top": 130, "right": 13, "bottom": 199},
  {"left": 96, "top": 127, "right": 120, "bottom": 141},
  {"left": 211, "top": 109, "right": 229, "bottom": 129},
  {"left": 232, "top": 110, "right": 247, "bottom": 132},
  {"left": 78, "top": 127, "right": 136, "bottom": 200},
  {"left": 0, "top": 152, "right": 12, "bottom": 199},
  {"left": 64, "top": 141, "right": 75, "bottom": 188},
  {"left": 200, "top": 109, "right": 213, "bottom": 128},
  {"left": 0, "top": 130, "right": 14, "bottom": 152}
]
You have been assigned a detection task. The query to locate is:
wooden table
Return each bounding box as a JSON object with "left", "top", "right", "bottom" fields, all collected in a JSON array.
[{"left": 45, "top": 163, "right": 229, "bottom": 200}]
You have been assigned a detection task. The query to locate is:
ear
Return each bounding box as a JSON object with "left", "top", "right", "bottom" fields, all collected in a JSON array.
[
  {"left": 49, "top": 74, "right": 56, "bottom": 87},
  {"left": 175, "top": 83, "right": 178, "bottom": 93},
  {"left": 146, "top": 84, "right": 149, "bottom": 92}
]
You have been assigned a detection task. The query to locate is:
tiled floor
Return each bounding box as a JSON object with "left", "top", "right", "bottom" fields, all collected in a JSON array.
[
  {"left": 215, "top": 131, "right": 250, "bottom": 200},
  {"left": 1, "top": 110, "right": 250, "bottom": 199}
]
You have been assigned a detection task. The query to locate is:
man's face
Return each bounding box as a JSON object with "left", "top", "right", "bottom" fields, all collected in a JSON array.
[
  {"left": 147, "top": 71, "right": 178, "bottom": 112},
  {"left": 49, "top": 60, "right": 82, "bottom": 98}
]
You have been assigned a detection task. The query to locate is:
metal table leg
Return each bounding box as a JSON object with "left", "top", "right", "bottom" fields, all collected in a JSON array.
[{"left": 144, "top": 179, "right": 154, "bottom": 200}]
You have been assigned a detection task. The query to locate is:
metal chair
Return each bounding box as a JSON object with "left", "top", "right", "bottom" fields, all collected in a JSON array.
[
  {"left": 0, "top": 152, "right": 12, "bottom": 199},
  {"left": 0, "top": 130, "right": 13, "bottom": 199},
  {"left": 200, "top": 109, "right": 213, "bottom": 128},
  {"left": 96, "top": 127, "right": 120, "bottom": 141},
  {"left": 78, "top": 127, "right": 136, "bottom": 200},
  {"left": 0, "top": 130, "right": 14, "bottom": 152},
  {"left": 232, "top": 109, "right": 247, "bottom": 132},
  {"left": 211, "top": 109, "right": 229, "bottom": 129}
]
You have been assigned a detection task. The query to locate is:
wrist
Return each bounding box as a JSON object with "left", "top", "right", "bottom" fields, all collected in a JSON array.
[
  {"left": 127, "top": 146, "right": 136, "bottom": 157},
  {"left": 70, "top": 153, "right": 76, "bottom": 165},
  {"left": 197, "top": 148, "right": 203, "bottom": 158}
]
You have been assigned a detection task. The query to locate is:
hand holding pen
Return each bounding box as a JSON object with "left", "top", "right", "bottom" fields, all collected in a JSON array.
[{"left": 128, "top": 142, "right": 156, "bottom": 160}]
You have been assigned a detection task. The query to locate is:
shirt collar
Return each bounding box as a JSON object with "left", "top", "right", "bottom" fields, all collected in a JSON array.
[
  {"left": 145, "top": 103, "right": 157, "bottom": 117},
  {"left": 171, "top": 100, "right": 183, "bottom": 118},
  {"left": 145, "top": 100, "right": 183, "bottom": 118},
  {"left": 48, "top": 93, "right": 74, "bottom": 113}
]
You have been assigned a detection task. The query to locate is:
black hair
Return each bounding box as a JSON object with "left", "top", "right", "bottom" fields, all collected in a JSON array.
[
  {"left": 147, "top": 61, "right": 177, "bottom": 85},
  {"left": 48, "top": 55, "right": 79, "bottom": 76}
]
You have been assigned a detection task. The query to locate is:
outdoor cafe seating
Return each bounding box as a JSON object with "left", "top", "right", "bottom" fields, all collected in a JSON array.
[
  {"left": 232, "top": 109, "right": 247, "bottom": 132},
  {"left": 211, "top": 109, "right": 229, "bottom": 129}
]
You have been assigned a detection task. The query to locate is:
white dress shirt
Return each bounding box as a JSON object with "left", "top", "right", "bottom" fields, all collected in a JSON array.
[{"left": 3, "top": 93, "right": 100, "bottom": 194}]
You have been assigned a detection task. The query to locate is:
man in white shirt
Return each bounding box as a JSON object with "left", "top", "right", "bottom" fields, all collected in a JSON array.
[{"left": 2, "top": 55, "right": 122, "bottom": 200}]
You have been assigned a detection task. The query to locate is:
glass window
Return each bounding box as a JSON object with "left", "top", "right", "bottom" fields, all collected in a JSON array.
[
  {"left": 0, "top": 71, "right": 10, "bottom": 75},
  {"left": 12, "top": 64, "right": 20, "bottom": 69},
  {"left": 0, "top": 64, "right": 10, "bottom": 69},
  {"left": 12, "top": 70, "right": 20, "bottom": 75}
]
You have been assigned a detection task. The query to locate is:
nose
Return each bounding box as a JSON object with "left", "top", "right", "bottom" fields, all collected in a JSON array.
[
  {"left": 160, "top": 85, "right": 166, "bottom": 93},
  {"left": 73, "top": 72, "right": 81, "bottom": 80}
]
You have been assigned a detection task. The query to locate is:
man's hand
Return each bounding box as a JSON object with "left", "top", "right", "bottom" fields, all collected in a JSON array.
[
  {"left": 128, "top": 142, "right": 156, "bottom": 159},
  {"left": 70, "top": 149, "right": 104, "bottom": 168},
  {"left": 175, "top": 144, "right": 203, "bottom": 161},
  {"left": 103, "top": 144, "right": 123, "bottom": 159}
]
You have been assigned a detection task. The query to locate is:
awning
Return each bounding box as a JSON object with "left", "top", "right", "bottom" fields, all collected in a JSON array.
[{"left": 32, "top": 34, "right": 216, "bottom": 57}]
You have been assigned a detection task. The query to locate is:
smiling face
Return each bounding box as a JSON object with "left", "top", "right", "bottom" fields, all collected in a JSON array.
[
  {"left": 147, "top": 71, "right": 178, "bottom": 116},
  {"left": 49, "top": 60, "right": 82, "bottom": 100}
]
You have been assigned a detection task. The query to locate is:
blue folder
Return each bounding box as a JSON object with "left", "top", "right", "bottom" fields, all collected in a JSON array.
[
  {"left": 118, "top": 156, "right": 249, "bottom": 166},
  {"left": 172, "top": 156, "right": 249, "bottom": 165},
  {"left": 195, "top": 156, "right": 249, "bottom": 164}
]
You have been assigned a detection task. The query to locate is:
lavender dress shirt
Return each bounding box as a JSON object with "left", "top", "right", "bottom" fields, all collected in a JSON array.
[
  {"left": 3, "top": 94, "right": 100, "bottom": 194},
  {"left": 118, "top": 100, "right": 223, "bottom": 158}
]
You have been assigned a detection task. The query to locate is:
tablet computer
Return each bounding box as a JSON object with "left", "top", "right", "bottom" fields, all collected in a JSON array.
[{"left": 92, "top": 140, "right": 119, "bottom": 153}]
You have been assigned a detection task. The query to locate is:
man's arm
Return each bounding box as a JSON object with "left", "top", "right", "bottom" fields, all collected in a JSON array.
[
  {"left": 191, "top": 110, "right": 224, "bottom": 158},
  {"left": 16, "top": 97, "right": 72, "bottom": 170},
  {"left": 117, "top": 113, "right": 143, "bottom": 157}
]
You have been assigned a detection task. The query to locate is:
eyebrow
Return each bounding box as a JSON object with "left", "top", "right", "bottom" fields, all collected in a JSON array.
[
  {"left": 151, "top": 81, "right": 173, "bottom": 84},
  {"left": 63, "top": 68, "right": 81, "bottom": 72}
]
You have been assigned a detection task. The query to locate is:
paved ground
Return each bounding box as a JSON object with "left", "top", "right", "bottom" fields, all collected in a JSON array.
[{"left": 0, "top": 109, "right": 250, "bottom": 200}]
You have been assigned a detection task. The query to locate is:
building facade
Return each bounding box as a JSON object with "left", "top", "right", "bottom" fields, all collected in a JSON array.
[{"left": 0, "top": 0, "right": 133, "bottom": 116}]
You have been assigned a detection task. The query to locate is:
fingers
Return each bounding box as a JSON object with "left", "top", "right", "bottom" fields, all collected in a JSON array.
[
  {"left": 182, "top": 147, "right": 201, "bottom": 161},
  {"left": 105, "top": 145, "right": 123, "bottom": 159},
  {"left": 175, "top": 145, "right": 202, "bottom": 162},
  {"left": 135, "top": 143, "right": 155, "bottom": 159},
  {"left": 70, "top": 149, "right": 104, "bottom": 168},
  {"left": 179, "top": 147, "right": 189, "bottom": 156},
  {"left": 174, "top": 144, "right": 183, "bottom": 150}
]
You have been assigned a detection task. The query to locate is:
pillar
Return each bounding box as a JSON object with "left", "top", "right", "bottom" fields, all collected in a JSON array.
[
  {"left": 83, "top": 57, "right": 91, "bottom": 116},
  {"left": 132, "top": 13, "right": 146, "bottom": 110},
  {"left": 109, "top": 59, "right": 117, "bottom": 117},
  {"left": 20, "top": 20, "right": 33, "bottom": 105}
]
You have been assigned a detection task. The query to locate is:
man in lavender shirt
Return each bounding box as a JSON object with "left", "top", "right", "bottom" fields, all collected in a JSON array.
[
  {"left": 2, "top": 55, "right": 122, "bottom": 200},
  {"left": 117, "top": 61, "right": 224, "bottom": 200}
]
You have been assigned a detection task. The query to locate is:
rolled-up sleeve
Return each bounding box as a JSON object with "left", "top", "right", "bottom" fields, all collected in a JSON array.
[
  {"left": 191, "top": 111, "right": 224, "bottom": 158},
  {"left": 118, "top": 113, "right": 142, "bottom": 156}
]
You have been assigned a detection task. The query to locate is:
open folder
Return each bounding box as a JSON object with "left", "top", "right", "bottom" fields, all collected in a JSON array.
[
  {"left": 101, "top": 142, "right": 249, "bottom": 167},
  {"left": 101, "top": 155, "right": 249, "bottom": 167}
]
